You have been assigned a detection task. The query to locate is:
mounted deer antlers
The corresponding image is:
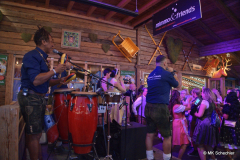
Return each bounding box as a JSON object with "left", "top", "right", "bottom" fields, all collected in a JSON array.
[
  {"left": 224, "top": 58, "right": 232, "bottom": 71},
  {"left": 212, "top": 56, "right": 232, "bottom": 78}
]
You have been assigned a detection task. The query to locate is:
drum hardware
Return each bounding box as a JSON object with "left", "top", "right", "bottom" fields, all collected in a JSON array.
[
  {"left": 67, "top": 132, "right": 99, "bottom": 160},
  {"left": 70, "top": 96, "right": 75, "bottom": 111},
  {"left": 104, "top": 104, "right": 113, "bottom": 160},
  {"left": 87, "top": 104, "right": 93, "bottom": 112}
]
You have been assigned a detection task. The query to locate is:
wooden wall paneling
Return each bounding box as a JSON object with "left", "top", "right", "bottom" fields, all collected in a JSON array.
[
  {"left": 5, "top": 54, "right": 14, "bottom": 105},
  {"left": 0, "top": 5, "right": 136, "bottom": 38},
  {"left": 0, "top": 105, "right": 20, "bottom": 160},
  {"left": 0, "top": 3, "right": 139, "bottom": 104},
  {"left": 0, "top": 1, "right": 133, "bottom": 30},
  {"left": 137, "top": 23, "right": 205, "bottom": 77}
]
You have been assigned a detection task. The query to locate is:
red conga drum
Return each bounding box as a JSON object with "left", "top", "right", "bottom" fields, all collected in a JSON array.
[
  {"left": 53, "top": 88, "right": 75, "bottom": 142},
  {"left": 68, "top": 92, "right": 98, "bottom": 154}
]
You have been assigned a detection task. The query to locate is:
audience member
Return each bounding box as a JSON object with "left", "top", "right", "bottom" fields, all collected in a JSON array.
[
  {"left": 191, "top": 88, "right": 218, "bottom": 160},
  {"left": 220, "top": 91, "right": 240, "bottom": 160},
  {"left": 187, "top": 88, "right": 201, "bottom": 157},
  {"left": 169, "top": 90, "right": 191, "bottom": 159}
]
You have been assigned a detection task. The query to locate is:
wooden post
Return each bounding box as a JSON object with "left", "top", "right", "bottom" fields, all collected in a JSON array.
[
  {"left": 5, "top": 54, "right": 14, "bottom": 105},
  {"left": 136, "top": 28, "right": 141, "bottom": 89}
]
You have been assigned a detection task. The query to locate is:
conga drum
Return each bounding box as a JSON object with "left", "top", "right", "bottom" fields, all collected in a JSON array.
[
  {"left": 53, "top": 88, "right": 75, "bottom": 142},
  {"left": 68, "top": 92, "right": 98, "bottom": 154}
]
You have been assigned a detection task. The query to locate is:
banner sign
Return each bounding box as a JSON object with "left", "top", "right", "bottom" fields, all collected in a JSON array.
[
  {"left": 120, "top": 70, "right": 135, "bottom": 76},
  {"left": 153, "top": 0, "right": 202, "bottom": 36},
  {"left": 193, "top": 64, "right": 202, "bottom": 70},
  {"left": 0, "top": 55, "right": 8, "bottom": 85}
]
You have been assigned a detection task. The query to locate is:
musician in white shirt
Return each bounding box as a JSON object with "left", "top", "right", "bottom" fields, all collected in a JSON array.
[{"left": 132, "top": 87, "right": 148, "bottom": 124}]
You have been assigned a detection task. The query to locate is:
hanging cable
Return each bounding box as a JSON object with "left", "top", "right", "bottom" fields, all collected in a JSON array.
[{"left": 135, "top": 0, "right": 138, "bottom": 12}]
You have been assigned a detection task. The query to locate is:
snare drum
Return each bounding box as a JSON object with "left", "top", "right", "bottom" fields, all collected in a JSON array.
[
  {"left": 68, "top": 92, "right": 98, "bottom": 154},
  {"left": 53, "top": 88, "right": 75, "bottom": 142},
  {"left": 105, "top": 92, "right": 122, "bottom": 104}
]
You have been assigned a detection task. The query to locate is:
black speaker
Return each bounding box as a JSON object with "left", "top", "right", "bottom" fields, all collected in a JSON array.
[{"left": 110, "top": 121, "right": 147, "bottom": 160}]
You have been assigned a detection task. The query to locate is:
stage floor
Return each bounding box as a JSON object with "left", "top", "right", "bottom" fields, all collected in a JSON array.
[{"left": 25, "top": 136, "right": 238, "bottom": 160}]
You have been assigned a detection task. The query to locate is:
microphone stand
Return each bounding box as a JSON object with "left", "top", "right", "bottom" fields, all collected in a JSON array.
[{"left": 68, "top": 61, "right": 119, "bottom": 91}]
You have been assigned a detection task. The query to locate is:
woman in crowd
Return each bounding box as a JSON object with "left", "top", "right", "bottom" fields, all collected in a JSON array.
[
  {"left": 169, "top": 90, "right": 191, "bottom": 159},
  {"left": 191, "top": 88, "right": 218, "bottom": 160},
  {"left": 132, "top": 86, "right": 148, "bottom": 124},
  {"left": 220, "top": 91, "right": 240, "bottom": 160},
  {"left": 109, "top": 68, "right": 126, "bottom": 124},
  {"left": 236, "top": 89, "right": 240, "bottom": 102},
  {"left": 180, "top": 89, "right": 189, "bottom": 105},
  {"left": 212, "top": 88, "right": 223, "bottom": 128},
  {"left": 212, "top": 88, "right": 223, "bottom": 105}
]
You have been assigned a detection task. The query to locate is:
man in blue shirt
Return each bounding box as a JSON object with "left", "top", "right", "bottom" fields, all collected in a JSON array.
[
  {"left": 18, "top": 26, "right": 66, "bottom": 160},
  {"left": 145, "top": 55, "right": 179, "bottom": 160}
]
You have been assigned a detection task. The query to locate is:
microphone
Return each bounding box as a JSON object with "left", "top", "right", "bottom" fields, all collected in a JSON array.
[
  {"left": 53, "top": 49, "right": 63, "bottom": 56},
  {"left": 53, "top": 49, "right": 71, "bottom": 59}
]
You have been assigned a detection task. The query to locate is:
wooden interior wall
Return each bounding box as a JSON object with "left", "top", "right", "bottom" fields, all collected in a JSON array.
[
  {"left": 136, "top": 23, "right": 207, "bottom": 88},
  {"left": 0, "top": 3, "right": 137, "bottom": 105}
]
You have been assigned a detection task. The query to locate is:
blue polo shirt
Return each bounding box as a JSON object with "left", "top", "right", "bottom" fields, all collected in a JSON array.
[
  {"left": 20, "top": 47, "right": 50, "bottom": 93},
  {"left": 49, "top": 70, "right": 68, "bottom": 95},
  {"left": 146, "top": 66, "right": 178, "bottom": 104}
]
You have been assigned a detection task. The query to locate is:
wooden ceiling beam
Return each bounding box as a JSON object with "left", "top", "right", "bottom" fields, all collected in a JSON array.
[
  {"left": 175, "top": 27, "right": 205, "bottom": 47},
  {"left": 45, "top": 0, "right": 50, "bottom": 8},
  {"left": 105, "top": 0, "right": 131, "bottom": 20},
  {"left": 67, "top": 1, "right": 75, "bottom": 12},
  {"left": 121, "top": 0, "right": 161, "bottom": 24},
  {"left": 200, "top": 38, "right": 240, "bottom": 56},
  {"left": 130, "top": 0, "right": 178, "bottom": 27},
  {"left": 230, "top": 52, "right": 240, "bottom": 65},
  {"left": 210, "top": 0, "right": 240, "bottom": 32},
  {"left": 86, "top": 0, "right": 103, "bottom": 16},
  {"left": 195, "top": 20, "right": 222, "bottom": 43}
]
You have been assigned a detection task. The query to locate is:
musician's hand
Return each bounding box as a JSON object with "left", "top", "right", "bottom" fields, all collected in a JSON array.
[
  {"left": 120, "top": 76, "right": 124, "bottom": 83},
  {"left": 55, "top": 64, "right": 66, "bottom": 74},
  {"left": 59, "top": 76, "right": 68, "bottom": 85}
]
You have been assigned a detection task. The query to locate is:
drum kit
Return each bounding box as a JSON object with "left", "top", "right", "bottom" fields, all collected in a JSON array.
[
  {"left": 47, "top": 55, "right": 127, "bottom": 160},
  {"left": 50, "top": 88, "right": 124, "bottom": 160}
]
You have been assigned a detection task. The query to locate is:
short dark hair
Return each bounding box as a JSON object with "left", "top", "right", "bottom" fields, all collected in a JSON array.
[
  {"left": 156, "top": 55, "right": 166, "bottom": 63},
  {"left": 34, "top": 25, "right": 51, "bottom": 46},
  {"left": 103, "top": 68, "right": 112, "bottom": 76},
  {"left": 110, "top": 69, "right": 119, "bottom": 78}
]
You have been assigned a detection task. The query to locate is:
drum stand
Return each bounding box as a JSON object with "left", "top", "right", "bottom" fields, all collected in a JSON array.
[
  {"left": 104, "top": 104, "right": 113, "bottom": 160},
  {"left": 67, "top": 131, "right": 99, "bottom": 160}
]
